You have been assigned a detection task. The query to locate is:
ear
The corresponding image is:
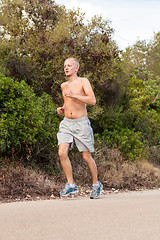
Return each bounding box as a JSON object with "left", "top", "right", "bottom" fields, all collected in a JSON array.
[{"left": 75, "top": 66, "right": 79, "bottom": 72}]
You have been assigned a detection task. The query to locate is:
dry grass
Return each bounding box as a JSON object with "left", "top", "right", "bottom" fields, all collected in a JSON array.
[
  {"left": 0, "top": 165, "right": 60, "bottom": 202},
  {"left": 149, "top": 146, "right": 160, "bottom": 166},
  {"left": 65, "top": 146, "right": 160, "bottom": 190},
  {"left": 1, "top": 146, "right": 160, "bottom": 202},
  {"left": 95, "top": 147, "right": 160, "bottom": 190}
]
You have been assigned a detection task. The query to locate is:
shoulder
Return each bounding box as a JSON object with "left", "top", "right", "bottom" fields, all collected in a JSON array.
[
  {"left": 79, "top": 77, "right": 90, "bottom": 85},
  {"left": 61, "top": 82, "right": 68, "bottom": 89},
  {"left": 79, "top": 77, "right": 93, "bottom": 93}
]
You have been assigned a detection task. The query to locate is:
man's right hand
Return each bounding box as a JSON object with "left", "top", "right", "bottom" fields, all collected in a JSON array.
[{"left": 57, "top": 107, "right": 64, "bottom": 115}]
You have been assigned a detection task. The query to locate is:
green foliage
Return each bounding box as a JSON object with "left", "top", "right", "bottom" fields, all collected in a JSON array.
[
  {"left": 128, "top": 75, "right": 160, "bottom": 110},
  {"left": 118, "top": 34, "right": 160, "bottom": 159},
  {"left": 95, "top": 107, "right": 144, "bottom": 161},
  {"left": 0, "top": 0, "right": 160, "bottom": 165},
  {"left": 128, "top": 75, "right": 160, "bottom": 146},
  {"left": 0, "top": 0, "right": 121, "bottom": 106},
  {"left": 147, "top": 33, "right": 160, "bottom": 77},
  {"left": 95, "top": 73, "right": 160, "bottom": 161},
  {"left": 103, "top": 128, "right": 144, "bottom": 161},
  {"left": 0, "top": 73, "right": 59, "bottom": 163},
  {"left": 121, "top": 40, "right": 148, "bottom": 80},
  {"left": 122, "top": 32, "right": 160, "bottom": 81}
]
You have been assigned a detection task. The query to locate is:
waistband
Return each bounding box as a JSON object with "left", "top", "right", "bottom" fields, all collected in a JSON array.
[{"left": 64, "top": 116, "right": 88, "bottom": 122}]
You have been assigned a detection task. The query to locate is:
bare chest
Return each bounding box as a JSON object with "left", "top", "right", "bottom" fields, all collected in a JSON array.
[{"left": 63, "top": 81, "right": 84, "bottom": 95}]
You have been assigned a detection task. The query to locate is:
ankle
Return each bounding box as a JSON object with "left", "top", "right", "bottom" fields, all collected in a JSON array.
[
  {"left": 92, "top": 181, "right": 99, "bottom": 185},
  {"left": 68, "top": 183, "right": 76, "bottom": 188}
]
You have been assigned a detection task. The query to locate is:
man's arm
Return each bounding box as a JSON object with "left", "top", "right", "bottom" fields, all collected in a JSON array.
[
  {"left": 57, "top": 83, "right": 65, "bottom": 115},
  {"left": 64, "top": 78, "right": 96, "bottom": 105}
]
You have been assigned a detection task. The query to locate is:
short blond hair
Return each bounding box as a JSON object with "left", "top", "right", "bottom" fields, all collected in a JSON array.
[{"left": 65, "top": 57, "right": 80, "bottom": 68}]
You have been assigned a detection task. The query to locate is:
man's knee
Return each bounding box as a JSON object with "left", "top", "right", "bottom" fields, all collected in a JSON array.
[
  {"left": 58, "top": 149, "right": 67, "bottom": 158},
  {"left": 82, "top": 151, "right": 92, "bottom": 163},
  {"left": 58, "top": 144, "right": 69, "bottom": 158}
]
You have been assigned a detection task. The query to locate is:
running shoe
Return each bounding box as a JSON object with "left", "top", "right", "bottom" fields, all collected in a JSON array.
[
  {"left": 90, "top": 181, "right": 103, "bottom": 199},
  {"left": 60, "top": 183, "right": 78, "bottom": 197}
]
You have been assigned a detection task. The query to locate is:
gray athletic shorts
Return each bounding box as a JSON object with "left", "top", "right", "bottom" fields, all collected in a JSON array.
[{"left": 57, "top": 116, "right": 94, "bottom": 152}]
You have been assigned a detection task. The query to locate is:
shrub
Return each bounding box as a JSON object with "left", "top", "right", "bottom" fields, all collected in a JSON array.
[
  {"left": 101, "top": 127, "right": 144, "bottom": 161},
  {"left": 96, "top": 74, "right": 160, "bottom": 161},
  {"left": 0, "top": 73, "right": 59, "bottom": 166}
]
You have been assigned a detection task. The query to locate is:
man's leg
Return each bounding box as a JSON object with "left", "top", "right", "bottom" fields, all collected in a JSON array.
[
  {"left": 82, "top": 151, "right": 103, "bottom": 199},
  {"left": 58, "top": 143, "right": 74, "bottom": 184},
  {"left": 81, "top": 151, "right": 98, "bottom": 185}
]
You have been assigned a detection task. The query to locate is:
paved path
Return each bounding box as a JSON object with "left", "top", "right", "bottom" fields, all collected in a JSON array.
[{"left": 0, "top": 190, "right": 160, "bottom": 240}]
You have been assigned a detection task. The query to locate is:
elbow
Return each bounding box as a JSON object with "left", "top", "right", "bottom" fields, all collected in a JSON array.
[{"left": 92, "top": 98, "right": 96, "bottom": 106}]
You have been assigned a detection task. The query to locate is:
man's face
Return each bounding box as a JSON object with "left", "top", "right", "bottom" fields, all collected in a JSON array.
[{"left": 64, "top": 58, "right": 78, "bottom": 77}]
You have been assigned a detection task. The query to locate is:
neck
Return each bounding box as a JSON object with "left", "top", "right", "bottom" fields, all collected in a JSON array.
[{"left": 68, "top": 74, "right": 78, "bottom": 82}]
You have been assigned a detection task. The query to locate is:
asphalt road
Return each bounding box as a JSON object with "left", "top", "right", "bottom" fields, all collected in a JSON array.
[{"left": 0, "top": 190, "right": 160, "bottom": 240}]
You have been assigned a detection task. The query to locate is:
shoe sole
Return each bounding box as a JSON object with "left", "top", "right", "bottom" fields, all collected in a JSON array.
[{"left": 60, "top": 190, "right": 79, "bottom": 197}]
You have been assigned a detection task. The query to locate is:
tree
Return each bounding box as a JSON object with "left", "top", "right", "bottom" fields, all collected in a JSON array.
[
  {"left": 0, "top": 0, "right": 64, "bottom": 97},
  {"left": 147, "top": 32, "right": 160, "bottom": 77},
  {"left": 0, "top": 0, "right": 121, "bottom": 108},
  {"left": 121, "top": 40, "right": 148, "bottom": 81},
  {"left": 121, "top": 32, "right": 160, "bottom": 81}
]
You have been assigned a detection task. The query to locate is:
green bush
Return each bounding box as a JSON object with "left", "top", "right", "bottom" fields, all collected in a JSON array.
[
  {"left": 0, "top": 73, "right": 59, "bottom": 164},
  {"left": 128, "top": 75, "right": 160, "bottom": 146},
  {"left": 95, "top": 74, "right": 160, "bottom": 161},
  {"left": 102, "top": 127, "right": 144, "bottom": 161}
]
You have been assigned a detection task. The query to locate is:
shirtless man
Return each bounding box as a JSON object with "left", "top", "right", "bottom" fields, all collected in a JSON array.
[{"left": 57, "top": 57, "right": 103, "bottom": 199}]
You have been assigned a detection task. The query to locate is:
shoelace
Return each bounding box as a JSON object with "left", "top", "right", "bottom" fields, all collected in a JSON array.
[
  {"left": 64, "top": 183, "right": 76, "bottom": 191},
  {"left": 61, "top": 184, "right": 70, "bottom": 192},
  {"left": 91, "top": 185, "right": 99, "bottom": 193}
]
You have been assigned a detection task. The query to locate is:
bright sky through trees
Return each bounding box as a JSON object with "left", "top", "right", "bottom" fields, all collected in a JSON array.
[{"left": 56, "top": 0, "right": 160, "bottom": 49}]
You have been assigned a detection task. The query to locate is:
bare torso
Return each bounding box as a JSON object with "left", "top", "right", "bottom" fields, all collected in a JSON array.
[{"left": 62, "top": 78, "right": 87, "bottom": 119}]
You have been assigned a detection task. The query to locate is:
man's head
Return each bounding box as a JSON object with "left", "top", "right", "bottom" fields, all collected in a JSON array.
[{"left": 64, "top": 57, "right": 79, "bottom": 77}]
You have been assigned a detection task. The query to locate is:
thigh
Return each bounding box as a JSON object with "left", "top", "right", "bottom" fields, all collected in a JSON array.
[
  {"left": 57, "top": 119, "right": 73, "bottom": 146},
  {"left": 74, "top": 119, "right": 94, "bottom": 153}
]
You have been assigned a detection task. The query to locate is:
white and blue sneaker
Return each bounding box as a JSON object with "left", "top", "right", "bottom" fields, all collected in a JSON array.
[
  {"left": 60, "top": 183, "right": 79, "bottom": 197},
  {"left": 90, "top": 181, "right": 103, "bottom": 199}
]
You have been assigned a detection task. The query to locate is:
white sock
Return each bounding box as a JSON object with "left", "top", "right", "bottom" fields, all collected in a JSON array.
[
  {"left": 93, "top": 182, "right": 99, "bottom": 187},
  {"left": 69, "top": 183, "right": 76, "bottom": 188}
]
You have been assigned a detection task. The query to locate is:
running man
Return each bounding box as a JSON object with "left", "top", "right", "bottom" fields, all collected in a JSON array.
[{"left": 57, "top": 57, "right": 103, "bottom": 199}]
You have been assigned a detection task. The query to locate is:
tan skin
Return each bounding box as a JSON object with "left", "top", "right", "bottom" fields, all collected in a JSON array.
[{"left": 57, "top": 58, "right": 98, "bottom": 185}]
